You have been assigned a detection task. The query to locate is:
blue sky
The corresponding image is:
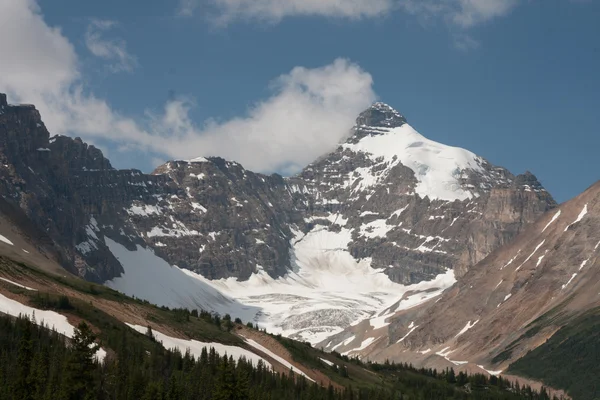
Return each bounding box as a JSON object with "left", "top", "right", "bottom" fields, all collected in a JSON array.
[{"left": 1, "top": 0, "right": 599, "bottom": 203}]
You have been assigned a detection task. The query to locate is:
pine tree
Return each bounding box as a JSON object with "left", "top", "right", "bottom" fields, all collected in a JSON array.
[
  {"left": 14, "top": 317, "right": 34, "bottom": 400},
  {"left": 61, "top": 322, "right": 100, "bottom": 400}
]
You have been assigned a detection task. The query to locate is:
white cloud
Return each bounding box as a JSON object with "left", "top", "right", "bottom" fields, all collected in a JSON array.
[
  {"left": 453, "top": 33, "right": 480, "bottom": 51},
  {"left": 177, "top": 0, "right": 200, "bottom": 16},
  {"left": 181, "top": 0, "right": 521, "bottom": 28},
  {"left": 451, "top": 0, "right": 520, "bottom": 28},
  {"left": 183, "top": 0, "right": 395, "bottom": 22},
  {"left": 398, "top": 0, "right": 520, "bottom": 28},
  {"left": 0, "top": 0, "right": 78, "bottom": 96},
  {"left": 0, "top": 0, "right": 376, "bottom": 175},
  {"left": 148, "top": 59, "right": 376, "bottom": 173},
  {"left": 85, "top": 19, "right": 137, "bottom": 73}
]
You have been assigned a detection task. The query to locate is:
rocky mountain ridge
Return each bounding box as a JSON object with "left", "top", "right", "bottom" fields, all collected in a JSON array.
[
  {"left": 320, "top": 180, "right": 600, "bottom": 380},
  {"left": 0, "top": 92, "right": 556, "bottom": 343}
]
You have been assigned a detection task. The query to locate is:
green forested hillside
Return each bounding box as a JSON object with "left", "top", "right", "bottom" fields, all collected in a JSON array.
[
  {"left": 0, "top": 312, "right": 561, "bottom": 400},
  {"left": 508, "top": 308, "right": 600, "bottom": 400}
]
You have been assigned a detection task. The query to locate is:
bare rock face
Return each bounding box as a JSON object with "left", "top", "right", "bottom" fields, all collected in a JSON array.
[
  {"left": 0, "top": 93, "right": 555, "bottom": 288},
  {"left": 126, "top": 159, "right": 306, "bottom": 280},
  {"left": 0, "top": 101, "right": 125, "bottom": 281}
]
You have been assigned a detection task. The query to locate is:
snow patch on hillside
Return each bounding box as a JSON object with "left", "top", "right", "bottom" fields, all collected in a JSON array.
[
  {"left": 0, "top": 277, "right": 37, "bottom": 291},
  {"left": 542, "top": 210, "right": 561, "bottom": 232},
  {"left": 127, "top": 324, "right": 270, "bottom": 368},
  {"left": 242, "top": 337, "right": 314, "bottom": 381},
  {"left": 104, "top": 238, "right": 257, "bottom": 320},
  {"left": 0, "top": 293, "right": 105, "bottom": 362},
  {"left": 565, "top": 204, "right": 588, "bottom": 231},
  {"left": 455, "top": 320, "right": 479, "bottom": 338}
]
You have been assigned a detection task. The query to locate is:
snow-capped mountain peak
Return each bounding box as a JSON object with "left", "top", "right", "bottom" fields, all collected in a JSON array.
[{"left": 343, "top": 122, "right": 484, "bottom": 201}]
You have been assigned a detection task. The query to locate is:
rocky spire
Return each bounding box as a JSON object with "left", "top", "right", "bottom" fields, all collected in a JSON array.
[
  {"left": 355, "top": 102, "right": 407, "bottom": 128},
  {"left": 0, "top": 93, "right": 7, "bottom": 108}
]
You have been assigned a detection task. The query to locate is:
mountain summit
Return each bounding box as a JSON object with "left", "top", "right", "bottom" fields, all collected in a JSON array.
[{"left": 356, "top": 102, "right": 407, "bottom": 129}]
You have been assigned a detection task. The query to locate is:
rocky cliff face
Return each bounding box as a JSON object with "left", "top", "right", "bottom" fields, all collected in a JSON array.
[{"left": 0, "top": 92, "right": 555, "bottom": 301}]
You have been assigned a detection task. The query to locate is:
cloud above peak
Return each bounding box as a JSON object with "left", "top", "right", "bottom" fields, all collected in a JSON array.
[
  {"left": 150, "top": 59, "right": 377, "bottom": 173},
  {"left": 0, "top": 0, "right": 375, "bottom": 175}
]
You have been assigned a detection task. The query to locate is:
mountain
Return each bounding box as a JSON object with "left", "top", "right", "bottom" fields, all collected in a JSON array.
[
  {"left": 0, "top": 93, "right": 555, "bottom": 345},
  {"left": 320, "top": 179, "right": 600, "bottom": 397},
  {"left": 293, "top": 102, "right": 555, "bottom": 284}
]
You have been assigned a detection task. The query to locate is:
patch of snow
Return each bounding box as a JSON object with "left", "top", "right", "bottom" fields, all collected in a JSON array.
[
  {"left": 76, "top": 239, "right": 97, "bottom": 255},
  {"left": 455, "top": 320, "right": 479, "bottom": 338},
  {"left": 190, "top": 202, "right": 208, "bottom": 213},
  {"left": 0, "top": 235, "right": 14, "bottom": 246},
  {"left": 147, "top": 222, "right": 200, "bottom": 238},
  {"left": 436, "top": 347, "right": 455, "bottom": 358},
  {"left": 477, "top": 365, "right": 503, "bottom": 376},
  {"left": 186, "top": 157, "right": 210, "bottom": 163},
  {"left": 398, "top": 325, "right": 419, "bottom": 343},
  {"left": 391, "top": 206, "right": 409, "bottom": 218},
  {"left": 104, "top": 238, "right": 255, "bottom": 320},
  {"left": 127, "top": 324, "right": 269, "bottom": 368},
  {"left": 536, "top": 250, "right": 549, "bottom": 267},
  {"left": 0, "top": 293, "right": 105, "bottom": 362},
  {"left": 127, "top": 204, "right": 162, "bottom": 216},
  {"left": 561, "top": 273, "right": 578, "bottom": 290},
  {"left": 542, "top": 210, "right": 561, "bottom": 232},
  {"left": 319, "top": 357, "right": 334, "bottom": 367},
  {"left": 494, "top": 280, "right": 503, "bottom": 290},
  {"left": 332, "top": 335, "right": 356, "bottom": 351},
  {"left": 22, "top": 249, "right": 29, "bottom": 254},
  {"left": 418, "top": 348, "right": 431, "bottom": 354},
  {"left": 242, "top": 337, "right": 313, "bottom": 381},
  {"left": 564, "top": 204, "right": 588, "bottom": 231},
  {"left": 500, "top": 252, "right": 519, "bottom": 270},
  {"left": 360, "top": 211, "right": 379, "bottom": 217},
  {"left": 344, "top": 337, "right": 378, "bottom": 355},
  {"left": 359, "top": 219, "right": 394, "bottom": 239},
  {"left": 515, "top": 241, "right": 545, "bottom": 271},
  {"left": 0, "top": 277, "right": 37, "bottom": 291}
]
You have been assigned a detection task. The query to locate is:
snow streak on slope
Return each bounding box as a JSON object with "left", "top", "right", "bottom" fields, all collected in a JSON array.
[
  {"left": 0, "top": 235, "right": 14, "bottom": 246},
  {"left": 242, "top": 337, "right": 314, "bottom": 381},
  {"left": 126, "top": 324, "right": 270, "bottom": 368},
  {"left": 342, "top": 124, "right": 484, "bottom": 201},
  {"left": 207, "top": 228, "right": 457, "bottom": 344},
  {"left": 0, "top": 293, "right": 106, "bottom": 362}
]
